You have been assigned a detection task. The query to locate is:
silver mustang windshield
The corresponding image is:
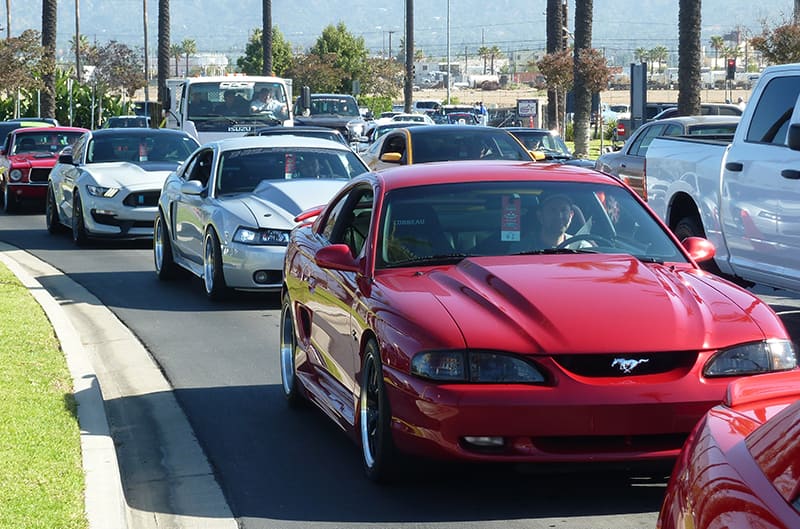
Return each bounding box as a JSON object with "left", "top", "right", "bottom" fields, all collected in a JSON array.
[{"left": 216, "top": 147, "right": 368, "bottom": 196}]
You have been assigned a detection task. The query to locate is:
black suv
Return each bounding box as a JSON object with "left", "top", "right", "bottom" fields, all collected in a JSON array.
[{"left": 293, "top": 93, "right": 368, "bottom": 143}]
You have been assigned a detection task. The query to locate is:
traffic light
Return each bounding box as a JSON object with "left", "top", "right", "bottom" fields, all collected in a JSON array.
[{"left": 726, "top": 58, "right": 736, "bottom": 80}]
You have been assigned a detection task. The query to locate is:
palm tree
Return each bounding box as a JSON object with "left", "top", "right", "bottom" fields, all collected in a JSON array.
[
  {"left": 650, "top": 45, "right": 669, "bottom": 73},
  {"left": 262, "top": 0, "right": 272, "bottom": 75},
  {"left": 181, "top": 38, "right": 196, "bottom": 76},
  {"left": 546, "top": 0, "right": 563, "bottom": 130},
  {"left": 572, "top": 0, "right": 593, "bottom": 157},
  {"left": 158, "top": 0, "right": 170, "bottom": 106},
  {"left": 41, "top": 0, "right": 57, "bottom": 118},
  {"left": 170, "top": 43, "right": 183, "bottom": 76},
  {"left": 477, "top": 45, "right": 490, "bottom": 74},
  {"left": 677, "top": 0, "right": 701, "bottom": 116},
  {"left": 5, "top": 0, "right": 10, "bottom": 39},
  {"left": 634, "top": 47, "right": 649, "bottom": 64},
  {"left": 489, "top": 45, "right": 502, "bottom": 74},
  {"left": 709, "top": 35, "right": 724, "bottom": 69}
]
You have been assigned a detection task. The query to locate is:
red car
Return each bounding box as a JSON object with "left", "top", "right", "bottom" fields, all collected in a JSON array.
[
  {"left": 658, "top": 370, "right": 800, "bottom": 529},
  {"left": 280, "top": 160, "right": 797, "bottom": 482},
  {"left": 0, "top": 126, "right": 88, "bottom": 212}
]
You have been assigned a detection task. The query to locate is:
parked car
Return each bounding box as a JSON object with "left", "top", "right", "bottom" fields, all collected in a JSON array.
[
  {"left": 445, "top": 112, "right": 480, "bottom": 125},
  {"left": 361, "top": 125, "right": 534, "bottom": 171},
  {"left": 658, "top": 370, "right": 800, "bottom": 529},
  {"left": 46, "top": 128, "right": 199, "bottom": 245},
  {"left": 0, "top": 126, "right": 88, "bottom": 212},
  {"left": 280, "top": 160, "right": 796, "bottom": 482},
  {"left": 244, "top": 125, "right": 349, "bottom": 146},
  {"left": 293, "top": 93, "right": 368, "bottom": 143},
  {"left": 651, "top": 103, "right": 743, "bottom": 120},
  {"left": 504, "top": 127, "right": 596, "bottom": 168},
  {"left": 0, "top": 119, "right": 55, "bottom": 146},
  {"left": 596, "top": 115, "right": 740, "bottom": 200},
  {"left": 102, "top": 115, "right": 151, "bottom": 128},
  {"left": 390, "top": 113, "right": 435, "bottom": 125},
  {"left": 153, "top": 136, "right": 370, "bottom": 300},
  {"left": 368, "top": 121, "right": 427, "bottom": 143}
]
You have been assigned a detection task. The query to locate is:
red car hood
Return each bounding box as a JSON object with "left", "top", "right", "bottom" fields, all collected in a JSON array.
[
  {"left": 379, "top": 254, "right": 774, "bottom": 355},
  {"left": 7, "top": 152, "right": 58, "bottom": 168}
]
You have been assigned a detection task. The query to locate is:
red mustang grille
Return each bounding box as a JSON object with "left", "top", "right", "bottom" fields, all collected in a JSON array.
[{"left": 552, "top": 351, "right": 697, "bottom": 377}]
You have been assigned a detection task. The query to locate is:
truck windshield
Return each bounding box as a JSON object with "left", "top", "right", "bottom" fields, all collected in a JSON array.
[
  {"left": 187, "top": 81, "right": 289, "bottom": 132},
  {"left": 306, "top": 97, "right": 360, "bottom": 117}
]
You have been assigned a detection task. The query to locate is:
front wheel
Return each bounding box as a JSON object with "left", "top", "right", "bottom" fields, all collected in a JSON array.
[
  {"left": 154, "top": 211, "right": 179, "bottom": 280},
  {"left": 360, "top": 339, "right": 400, "bottom": 483},
  {"left": 202, "top": 228, "right": 229, "bottom": 301},
  {"left": 45, "top": 186, "right": 64, "bottom": 234},
  {"left": 280, "top": 293, "right": 303, "bottom": 408},
  {"left": 72, "top": 194, "right": 89, "bottom": 246},
  {"left": 3, "top": 183, "right": 15, "bottom": 213}
]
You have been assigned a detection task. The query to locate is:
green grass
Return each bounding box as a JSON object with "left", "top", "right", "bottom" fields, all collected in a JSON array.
[
  {"left": 565, "top": 138, "right": 605, "bottom": 161},
  {"left": 0, "top": 263, "right": 87, "bottom": 529}
]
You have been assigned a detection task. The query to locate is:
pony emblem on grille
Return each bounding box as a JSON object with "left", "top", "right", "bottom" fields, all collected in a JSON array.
[{"left": 612, "top": 357, "right": 649, "bottom": 374}]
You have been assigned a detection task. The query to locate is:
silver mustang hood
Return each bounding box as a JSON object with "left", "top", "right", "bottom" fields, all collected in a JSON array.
[
  {"left": 87, "top": 162, "right": 175, "bottom": 189},
  {"left": 382, "top": 254, "right": 770, "bottom": 355},
  {"left": 221, "top": 179, "right": 349, "bottom": 228}
]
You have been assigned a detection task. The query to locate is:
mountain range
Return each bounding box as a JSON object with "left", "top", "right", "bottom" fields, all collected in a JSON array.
[{"left": 4, "top": 0, "right": 794, "bottom": 67}]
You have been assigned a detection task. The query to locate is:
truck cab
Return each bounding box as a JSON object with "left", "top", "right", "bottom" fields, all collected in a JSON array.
[{"left": 164, "top": 76, "right": 293, "bottom": 144}]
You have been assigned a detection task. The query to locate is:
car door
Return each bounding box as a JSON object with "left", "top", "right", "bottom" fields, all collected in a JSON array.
[
  {"left": 56, "top": 134, "right": 88, "bottom": 222},
  {"left": 722, "top": 74, "right": 800, "bottom": 284},
  {"left": 302, "top": 184, "right": 375, "bottom": 423},
  {"left": 172, "top": 148, "right": 214, "bottom": 265},
  {"left": 617, "top": 122, "right": 667, "bottom": 199}
]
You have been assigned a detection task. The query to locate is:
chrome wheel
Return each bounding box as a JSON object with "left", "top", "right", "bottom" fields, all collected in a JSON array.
[
  {"left": 154, "top": 212, "right": 178, "bottom": 279},
  {"left": 359, "top": 340, "right": 399, "bottom": 482},
  {"left": 202, "top": 229, "right": 228, "bottom": 300},
  {"left": 72, "top": 195, "right": 88, "bottom": 246},
  {"left": 280, "top": 295, "right": 302, "bottom": 407}
]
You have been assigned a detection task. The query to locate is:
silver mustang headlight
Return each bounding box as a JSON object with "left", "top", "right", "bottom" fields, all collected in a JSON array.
[
  {"left": 86, "top": 184, "right": 119, "bottom": 198},
  {"left": 9, "top": 169, "right": 23, "bottom": 181},
  {"left": 233, "top": 227, "right": 290, "bottom": 246},
  {"left": 411, "top": 350, "right": 546, "bottom": 383},
  {"left": 704, "top": 339, "right": 797, "bottom": 377}
]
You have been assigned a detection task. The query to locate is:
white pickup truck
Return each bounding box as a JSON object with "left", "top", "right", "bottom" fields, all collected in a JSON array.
[{"left": 644, "top": 63, "right": 800, "bottom": 291}]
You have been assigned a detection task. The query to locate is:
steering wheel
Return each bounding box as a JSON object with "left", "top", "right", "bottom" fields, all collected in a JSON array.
[{"left": 556, "top": 233, "right": 615, "bottom": 249}]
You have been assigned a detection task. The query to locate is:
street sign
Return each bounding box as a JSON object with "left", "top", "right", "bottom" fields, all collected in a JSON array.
[{"left": 517, "top": 99, "right": 538, "bottom": 117}]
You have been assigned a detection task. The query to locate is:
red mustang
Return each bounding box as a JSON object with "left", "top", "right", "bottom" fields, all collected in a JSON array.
[
  {"left": 658, "top": 370, "right": 800, "bottom": 529},
  {"left": 0, "top": 126, "right": 88, "bottom": 212},
  {"left": 280, "top": 160, "right": 797, "bottom": 482}
]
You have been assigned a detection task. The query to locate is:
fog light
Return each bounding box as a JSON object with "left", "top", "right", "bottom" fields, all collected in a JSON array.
[
  {"left": 463, "top": 436, "right": 504, "bottom": 447},
  {"left": 253, "top": 270, "right": 269, "bottom": 284}
]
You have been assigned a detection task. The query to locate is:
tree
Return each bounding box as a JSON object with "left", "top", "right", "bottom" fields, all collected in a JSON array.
[
  {"left": 488, "top": 45, "right": 503, "bottom": 74},
  {"left": 546, "top": 0, "right": 564, "bottom": 131},
  {"left": 709, "top": 35, "right": 725, "bottom": 68},
  {"left": 236, "top": 27, "right": 292, "bottom": 77},
  {"left": 572, "top": 0, "right": 594, "bottom": 157},
  {"left": 94, "top": 40, "right": 146, "bottom": 99},
  {"left": 170, "top": 43, "right": 183, "bottom": 76},
  {"left": 181, "top": 38, "right": 196, "bottom": 76},
  {"left": 0, "top": 29, "right": 45, "bottom": 94},
  {"left": 261, "top": 0, "right": 272, "bottom": 75},
  {"left": 477, "top": 45, "right": 490, "bottom": 74},
  {"left": 284, "top": 53, "right": 346, "bottom": 93},
  {"left": 750, "top": 22, "right": 800, "bottom": 65},
  {"left": 537, "top": 49, "right": 573, "bottom": 133},
  {"left": 41, "top": 0, "right": 57, "bottom": 118},
  {"left": 158, "top": 0, "right": 170, "bottom": 106},
  {"left": 309, "top": 23, "right": 368, "bottom": 93},
  {"left": 677, "top": 0, "right": 701, "bottom": 117},
  {"left": 650, "top": 45, "right": 668, "bottom": 72},
  {"left": 634, "top": 47, "right": 649, "bottom": 63},
  {"left": 360, "top": 57, "right": 403, "bottom": 99}
]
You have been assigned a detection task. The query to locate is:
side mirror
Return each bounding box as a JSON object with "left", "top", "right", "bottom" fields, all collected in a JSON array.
[
  {"left": 58, "top": 152, "right": 74, "bottom": 165},
  {"left": 180, "top": 180, "right": 205, "bottom": 196},
  {"left": 380, "top": 152, "right": 403, "bottom": 164},
  {"left": 315, "top": 244, "right": 359, "bottom": 272},
  {"left": 788, "top": 123, "right": 800, "bottom": 151},
  {"left": 681, "top": 236, "right": 715, "bottom": 263},
  {"left": 529, "top": 149, "right": 546, "bottom": 161}
]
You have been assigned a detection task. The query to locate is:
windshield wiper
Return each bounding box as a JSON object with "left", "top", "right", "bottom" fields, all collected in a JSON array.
[
  {"left": 514, "top": 247, "right": 599, "bottom": 255},
  {"left": 388, "top": 253, "right": 473, "bottom": 267},
  {"left": 633, "top": 255, "right": 665, "bottom": 264}
]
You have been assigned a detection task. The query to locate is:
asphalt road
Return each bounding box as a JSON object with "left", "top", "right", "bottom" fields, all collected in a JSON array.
[{"left": 4, "top": 205, "right": 800, "bottom": 529}]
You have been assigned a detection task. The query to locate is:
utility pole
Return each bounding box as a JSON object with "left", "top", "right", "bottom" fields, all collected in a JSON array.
[
  {"left": 403, "top": 0, "right": 413, "bottom": 113},
  {"left": 75, "top": 0, "right": 81, "bottom": 82},
  {"left": 143, "top": 0, "right": 149, "bottom": 102},
  {"left": 388, "top": 30, "right": 395, "bottom": 60},
  {"left": 446, "top": 0, "right": 450, "bottom": 104}
]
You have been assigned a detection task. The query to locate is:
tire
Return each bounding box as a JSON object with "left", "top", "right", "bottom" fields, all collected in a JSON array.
[
  {"left": 202, "top": 228, "right": 229, "bottom": 301},
  {"left": 360, "top": 339, "right": 400, "bottom": 483},
  {"left": 71, "top": 194, "right": 89, "bottom": 246},
  {"left": 3, "top": 182, "right": 15, "bottom": 213},
  {"left": 45, "top": 186, "right": 64, "bottom": 234},
  {"left": 674, "top": 215, "right": 724, "bottom": 276},
  {"left": 154, "top": 211, "right": 179, "bottom": 280},
  {"left": 279, "top": 293, "right": 303, "bottom": 408}
]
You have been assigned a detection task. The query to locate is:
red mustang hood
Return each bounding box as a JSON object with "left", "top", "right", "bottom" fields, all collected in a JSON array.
[
  {"left": 383, "top": 254, "right": 772, "bottom": 355},
  {"left": 7, "top": 152, "right": 58, "bottom": 168}
]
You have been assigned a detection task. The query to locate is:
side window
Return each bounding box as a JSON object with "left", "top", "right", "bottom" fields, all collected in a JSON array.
[
  {"left": 746, "top": 75, "right": 800, "bottom": 145},
  {"left": 629, "top": 124, "right": 664, "bottom": 157},
  {"left": 662, "top": 124, "right": 683, "bottom": 137},
  {"left": 382, "top": 133, "right": 406, "bottom": 159},
  {"left": 321, "top": 186, "right": 375, "bottom": 259},
  {"left": 71, "top": 134, "right": 87, "bottom": 163},
  {"left": 187, "top": 149, "right": 213, "bottom": 187}
]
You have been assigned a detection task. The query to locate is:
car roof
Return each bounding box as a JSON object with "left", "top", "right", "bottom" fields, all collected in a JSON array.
[
  {"left": 645, "top": 115, "right": 741, "bottom": 126},
  {"left": 12, "top": 126, "right": 88, "bottom": 134},
  {"left": 396, "top": 124, "right": 503, "bottom": 136},
  {"left": 88, "top": 128, "right": 193, "bottom": 138},
  {"left": 204, "top": 135, "right": 357, "bottom": 152},
  {"left": 372, "top": 160, "right": 618, "bottom": 193},
  {"left": 503, "top": 127, "right": 557, "bottom": 134}
]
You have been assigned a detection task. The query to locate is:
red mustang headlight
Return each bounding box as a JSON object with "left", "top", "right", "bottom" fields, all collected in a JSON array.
[{"left": 411, "top": 350, "right": 547, "bottom": 384}]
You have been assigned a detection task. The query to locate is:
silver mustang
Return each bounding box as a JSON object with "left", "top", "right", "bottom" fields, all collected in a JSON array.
[
  {"left": 153, "top": 135, "right": 370, "bottom": 300},
  {"left": 45, "top": 128, "right": 199, "bottom": 245}
]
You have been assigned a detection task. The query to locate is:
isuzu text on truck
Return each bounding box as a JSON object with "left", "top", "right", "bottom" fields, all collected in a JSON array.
[
  {"left": 164, "top": 76, "right": 293, "bottom": 143},
  {"left": 644, "top": 63, "right": 800, "bottom": 292}
]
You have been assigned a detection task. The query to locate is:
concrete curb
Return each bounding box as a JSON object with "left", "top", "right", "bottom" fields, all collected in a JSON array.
[
  {"left": 0, "top": 243, "right": 127, "bottom": 529},
  {"left": 0, "top": 242, "right": 237, "bottom": 529}
]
